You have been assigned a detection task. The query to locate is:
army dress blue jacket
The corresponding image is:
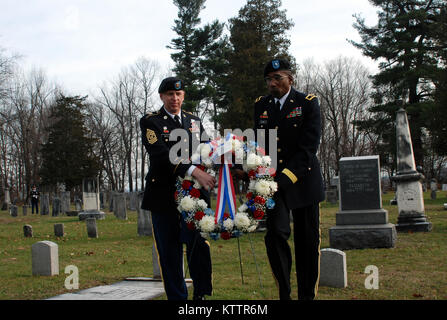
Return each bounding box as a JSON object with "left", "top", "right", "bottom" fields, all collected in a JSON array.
[{"left": 254, "top": 87, "right": 325, "bottom": 209}]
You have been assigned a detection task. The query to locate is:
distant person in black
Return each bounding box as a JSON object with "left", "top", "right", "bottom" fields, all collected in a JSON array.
[{"left": 30, "top": 185, "right": 40, "bottom": 214}]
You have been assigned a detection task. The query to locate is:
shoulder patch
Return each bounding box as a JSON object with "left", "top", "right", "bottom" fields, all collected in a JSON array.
[
  {"left": 305, "top": 94, "right": 317, "bottom": 101},
  {"left": 255, "top": 96, "right": 264, "bottom": 103}
]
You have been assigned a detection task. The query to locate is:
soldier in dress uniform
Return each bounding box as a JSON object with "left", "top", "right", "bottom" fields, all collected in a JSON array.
[
  {"left": 254, "top": 59, "right": 325, "bottom": 300},
  {"left": 140, "top": 77, "right": 216, "bottom": 300},
  {"left": 30, "top": 185, "right": 40, "bottom": 214}
]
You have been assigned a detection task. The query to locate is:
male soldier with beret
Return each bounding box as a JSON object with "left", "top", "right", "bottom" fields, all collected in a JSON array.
[
  {"left": 254, "top": 59, "right": 325, "bottom": 300},
  {"left": 140, "top": 77, "right": 215, "bottom": 300}
]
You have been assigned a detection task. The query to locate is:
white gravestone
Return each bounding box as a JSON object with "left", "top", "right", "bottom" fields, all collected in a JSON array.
[
  {"left": 319, "top": 248, "right": 347, "bottom": 288},
  {"left": 78, "top": 177, "right": 105, "bottom": 220},
  {"left": 32, "top": 241, "right": 59, "bottom": 276}
]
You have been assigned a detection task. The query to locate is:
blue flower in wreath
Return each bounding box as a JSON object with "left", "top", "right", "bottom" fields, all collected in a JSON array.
[
  {"left": 266, "top": 198, "right": 275, "bottom": 209},
  {"left": 205, "top": 208, "right": 214, "bottom": 216},
  {"left": 209, "top": 232, "right": 220, "bottom": 240}
]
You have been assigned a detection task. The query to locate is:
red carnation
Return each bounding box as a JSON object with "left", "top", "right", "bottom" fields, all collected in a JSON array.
[
  {"left": 254, "top": 196, "right": 266, "bottom": 205},
  {"left": 197, "top": 165, "right": 205, "bottom": 171},
  {"left": 221, "top": 231, "right": 231, "bottom": 240},
  {"left": 246, "top": 192, "right": 253, "bottom": 200},
  {"left": 223, "top": 212, "right": 230, "bottom": 220},
  {"left": 248, "top": 170, "right": 256, "bottom": 179},
  {"left": 186, "top": 221, "right": 195, "bottom": 230},
  {"left": 194, "top": 211, "right": 205, "bottom": 221},
  {"left": 182, "top": 180, "right": 192, "bottom": 190},
  {"left": 190, "top": 188, "right": 200, "bottom": 198},
  {"left": 174, "top": 191, "right": 179, "bottom": 200},
  {"left": 268, "top": 168, "right": 277, "bottom": 177},
  {"left": 254, "top": 209, "right": 264, "bottom": 220}
]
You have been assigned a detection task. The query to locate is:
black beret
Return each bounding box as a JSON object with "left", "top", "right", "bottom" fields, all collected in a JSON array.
[
  {"left": 158, "top": 77, "right": 184, "bottom": 93},
  {"left": 264, "top": 59, "right": 291, "bottom": 77}
]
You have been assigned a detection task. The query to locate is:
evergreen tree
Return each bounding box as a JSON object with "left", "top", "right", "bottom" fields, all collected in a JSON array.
[
  {"left": 218, "top": 0, "right": 294, "bottom": 130},
  {"left": 40, "top": 95, "right": 100, "bottom": 191},
  {"left": 350, "top": 0, "right": 445, "bottom": 167},
  {"left": 168, "top": 0, "right": 228, "bottom": 116}
]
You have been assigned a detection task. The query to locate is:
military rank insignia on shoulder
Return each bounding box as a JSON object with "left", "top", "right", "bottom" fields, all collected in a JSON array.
[
  {"left": 255, "top": 96, "right": 264, "bottom": 103},
  {"left": 305, "top": 94, "right": 317, "bottom": 101}
]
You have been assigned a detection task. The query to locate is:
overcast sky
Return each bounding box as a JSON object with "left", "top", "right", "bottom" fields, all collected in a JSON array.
[{"left": 0, "top": 0, "right": 380, "bottom": 96}]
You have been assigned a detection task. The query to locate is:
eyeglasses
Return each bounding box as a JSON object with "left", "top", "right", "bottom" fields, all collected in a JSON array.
[{"left": 264, "top": 75, "right": 287, "bottom": 83}]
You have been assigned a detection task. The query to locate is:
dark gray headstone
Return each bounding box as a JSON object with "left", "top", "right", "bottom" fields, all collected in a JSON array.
[
  {"left": 10, "top": 205, "right": 18, "bottom": 217},
  {"left": 24, "top": 224, "right": 33, "bottom": 237},
  {"left": 40, "top": 194, "right": 50, "bottom": 215},
  {"left": 22, "top": 205, "right": 28, "bottom": 216},
  {"left": 52, "top": 198, "right": 61, "bottom": 217},
  {"left": 114, "top": 193, "right": 127, "bottom": 220},
  {"left": 54, "top": 224, "right": 64, "bottom": 237},
  {"left": 86, "top": 218, "right": 98, "bottom": 238},
  {"left": 74, "top": 198, "right": 82, "bottom": 211},
  {"left": 430, "top": 190, "right": 437, "bottom": 200},
  {"left": 137, "top": 192, "right": 152, "bottom": 236},
  {"left": 339, "top": 157, "right": 381, "bottom": 211}
]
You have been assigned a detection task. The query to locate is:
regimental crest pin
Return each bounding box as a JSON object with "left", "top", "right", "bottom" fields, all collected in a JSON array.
[
  {"left": 272, "top": 60, "right": 280, "bottom": 69},
  {"left": 175, "top": 80, "right": 182, "bottom": 90}
]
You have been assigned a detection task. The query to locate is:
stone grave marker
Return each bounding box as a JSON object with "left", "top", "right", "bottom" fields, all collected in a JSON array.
[
  {"left": 10, "top": 205, "right": 18, "bottom": 217},
  {"left": 152, "top": 243, "right": 161, "bottom": 280},
  {"left": 40, "top": 194, "right": 50, "bottom": 215},
  {"left": 74, "top": 197, "right": 82, "bottom": 211},
  {"left": 32, "top": 241, "right": 59, "bottom": 276},
  {"left": 442, "top": 184, "right": 447, "bottom": 191},
  {"left": 86, "top": 218, "right": 98, "bottom": 238},
  {"left": 24, "top": 225, "right": 33, "bottom": 238},
  {"left": 78, "top": 177, "right": 105, "bottom": 220},
  {"left": 60, "top": 191, "right": 70, "bottom": 214},
  {"left": 391, "top": 108, "right": 431, "bottom": 232},
  {"left": 137, "top": 192, "right": 152, "bottom": 236},
  {"left": 113, "top": 193, "right": 127, "bottom": 220},
  {"left": 54, "top": 224, "right": 64, "bottom": 237},
  {"left": 22, "top": 205, "right": 28, "bottom": 216},
  {"left": 319, "top": 248, "right": 347, "bottom": 288},
  {"left": 329, "top": 155, "right": 396, "bottom": 250},
  {"left": 52, "top": 197, "right": 61, "bottom": 216}
]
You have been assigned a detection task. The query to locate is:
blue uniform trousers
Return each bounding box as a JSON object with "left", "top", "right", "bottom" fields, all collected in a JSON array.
[{"left": 151, "top": 210, "right": 212, "bottom": 300}]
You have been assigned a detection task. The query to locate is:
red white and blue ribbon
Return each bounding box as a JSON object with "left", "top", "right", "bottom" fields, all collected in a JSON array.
[{"left": 215, "top": 162, "right": 237, "bottom": 224}]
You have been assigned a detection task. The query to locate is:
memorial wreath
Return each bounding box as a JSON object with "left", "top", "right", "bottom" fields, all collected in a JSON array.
[{"left": 175, "top": 133, "right": 278, "bottom": 240}]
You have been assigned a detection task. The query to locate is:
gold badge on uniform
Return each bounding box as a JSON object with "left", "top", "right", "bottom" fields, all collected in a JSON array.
[{"left": 146, "top": 129, "right": 157, "bottom": 144}]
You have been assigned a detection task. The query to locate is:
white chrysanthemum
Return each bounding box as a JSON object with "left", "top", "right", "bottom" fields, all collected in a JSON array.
[
  {"left": 255, "top": 180, "right": 271, "bottom": 196},
  {"left": 268, "top": 180, "right": 278, "bottom": 193},
  {"left": 238, "top": 203, "right": 248, "bottom": 213},
  {"left": 247, "top": 153, "right": 262, "bottom": 169},
  {"left": 223, "top": 218, "right": 234, "bottom": 231},
  {"left": 234, "top": 213, "right": 251, "bottom": 230},
  {"left": 180, "top": 196, "right": 196, "bottom": 212},
  {"left": 261, "top": 156, "right": 272, "bottom": 167},
  {"left": 197, "top": 199, "right": 208, "bottom": 210},
  {"left": 247, "top": 223, "right": 258, "bottom": 233},
  {"left": 248, "top": 180, "right": 256, "bottom": 190},
  {"left": 199, "top": 215, "right": 216, "bottom": 232},
  {"left": 200, "top": 144, "right": 212, "bottom": 159},
  {"left": 234, "top": 148, "right": 244, "bottom": 164}
]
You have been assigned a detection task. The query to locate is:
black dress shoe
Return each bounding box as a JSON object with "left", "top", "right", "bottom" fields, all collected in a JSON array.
[{"left": 193, "top": 295, "right": 206, "bottom": 300}]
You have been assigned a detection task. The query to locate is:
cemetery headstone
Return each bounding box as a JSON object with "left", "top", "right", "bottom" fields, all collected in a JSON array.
[
  {"left": 86, "top": 218, "right": 98, "bottom": 238},
  {"left": 137, "top": 192, "right": 152, "bottom": 236},
  {"left": 32, "top": 241, "right": 59, "bottom": 276},
  {"left": 23, "top": 224, "right": 33, "bottom": 238},
  {"left": 10, "top": 205, "right": 18, "bottom": 217},
  {"left": 52, "top": 197, "right": 61, "bottom": 217},
  {"left": 442, "top": 184, "right": 447, "bottom": 191},
  {"left": 391, "top": 108, "right": 431, "bottom": 232},
  {"left": 60, "top": 191, "right": 70, "bottom": 214},
  {"left": 74, "top": 197, "right": 82, "bottom": 211},
  {"left": 78, "top": 177, "right": 105, "bottom": 220},
  {"left": 22, "top": 205, "right": 28, "bottom": 216},
  {"left": 114, "top": 193, "right": 127, "bottom": 220},
  {"left": 319, "top": 248, "right": 347, "bottom": 288},
  {"left": 329, "top": 155, "right": 396, "bottom": 249},
  {"left": 3, "top": 188, "right": 11, "bottom": 211},
  {"left": 54, "top": 223, "right": 64, "bottom": 237},
  {"left": 40, "top": 194, "right": 50, "bottom": 215},
  {"left": 431, "top": 190, "right": 437, "bottom": 200}
]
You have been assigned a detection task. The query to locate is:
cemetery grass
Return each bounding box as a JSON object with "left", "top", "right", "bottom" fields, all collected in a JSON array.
[{"left": 0, "top": 191, "right": 446, "bottom": 300}]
